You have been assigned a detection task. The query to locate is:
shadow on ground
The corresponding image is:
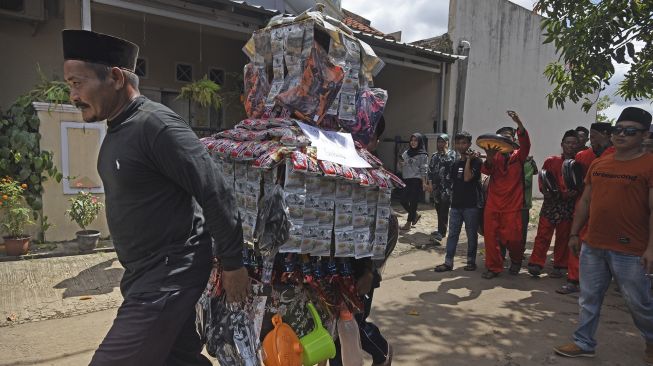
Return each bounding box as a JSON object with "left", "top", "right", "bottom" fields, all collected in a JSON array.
[
  {"left": 54, "top": 258, "right": 123, "bottom": 298},
  {"left": 372, "top": 262, "right": 641, "bottom": 366}
]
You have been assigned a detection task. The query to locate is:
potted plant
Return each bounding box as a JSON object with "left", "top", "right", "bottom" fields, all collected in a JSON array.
[
  {"left": 65, "top": 191, "right": 104, "bottom": 252},
  {"left": 0, "top": 177, "right": 34, "bottom": 256},
  {"left": 177, "top": 75, "right": 222, "bottom": 126}
]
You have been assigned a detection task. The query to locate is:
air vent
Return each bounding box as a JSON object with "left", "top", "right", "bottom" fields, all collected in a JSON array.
[{"left": 0, "top": 0, "right": 45, "bottom": 22}]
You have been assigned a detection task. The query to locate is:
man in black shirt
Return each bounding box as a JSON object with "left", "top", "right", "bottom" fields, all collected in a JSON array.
[
  {"left": 434, "top": 131, "right": 483, "bottom": 272},
  {"left": 62, "top": 30, "right": 248, "bottom": 365}
]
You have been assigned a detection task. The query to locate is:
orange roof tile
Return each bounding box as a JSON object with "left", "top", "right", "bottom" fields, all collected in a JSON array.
[{"left": 342, "top": 9, "right": 385, "bottom": 37}]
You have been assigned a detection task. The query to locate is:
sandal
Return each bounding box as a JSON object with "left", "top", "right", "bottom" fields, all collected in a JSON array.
[
  {"left": 463, "top": 263, "right": 477, "bottom": 271},
  {"left": 482, "top": 270, "right": 500, "bottom": 279},
  {"left": 434, "top": 264, "right": 453, "bottom": 272},
  {"left": 549, "top": 267, "right": 565, "bottom": 279},
  {"left": 556, "top": 282, "right": 579, "bottom": 295},
  {"left": 527, "top": 263, "right": 542, "bottom": 277},
  {"left": 509, "top": 261, "right": 521, "bottom": 275}
]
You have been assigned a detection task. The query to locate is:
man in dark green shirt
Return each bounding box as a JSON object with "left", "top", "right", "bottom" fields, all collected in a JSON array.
[{"left": 62, "top": 30, "right": 248, "bottom": 365}]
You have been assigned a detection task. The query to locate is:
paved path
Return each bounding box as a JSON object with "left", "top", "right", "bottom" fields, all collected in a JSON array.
[
  {"left": 0, "top": 200, "right": 649, "bottom": 365},
  {"left": 0, "top": 249, "right": 648, "bottom": 365},
  {"left": 0, "top": 252, "right": 123, "bottom": 326}
]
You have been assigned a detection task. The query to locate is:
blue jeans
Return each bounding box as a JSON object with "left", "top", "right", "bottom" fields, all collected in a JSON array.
[
  {"left": 444, "top": 207, "right": 481, "bottom": 267},
  {"left": 573, "top": 244, "right": 653, "bottom": 351}
]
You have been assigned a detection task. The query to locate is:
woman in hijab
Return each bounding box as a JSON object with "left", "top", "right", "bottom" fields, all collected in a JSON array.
[{"left": 400, "top": 133, "right": 429, "bottom": 231}]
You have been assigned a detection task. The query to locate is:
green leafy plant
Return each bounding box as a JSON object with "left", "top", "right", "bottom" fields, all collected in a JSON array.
[
  {"left": 177, "top": 76, "right": 223, "bottom": 123},
  {"left": 0, "top": 66, "right": 65, "bottom": 218},
  {"left": 26, "top": 64, "right": 71, "bottom": 107},
  {"left": 65, "top": 191, "right": 103, "bottom": 232},
  {"left": 0, "top": 177, "right": 34, "bottom": 238}
]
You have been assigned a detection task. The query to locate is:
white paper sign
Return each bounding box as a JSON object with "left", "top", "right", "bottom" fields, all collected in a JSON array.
[{"left": 296, "top": 121, "right": 372, "bottom": 168}]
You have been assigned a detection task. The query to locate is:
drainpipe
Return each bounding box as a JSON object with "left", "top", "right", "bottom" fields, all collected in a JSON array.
[
  {"left": 437, "top": 61, "right": 446, "bottom": 132},
  {"left": 82, "top": 0, "right": 92, "bottom": 30},
  {"left": 453, "top": 40, "right": 470, "bottom": 134}
]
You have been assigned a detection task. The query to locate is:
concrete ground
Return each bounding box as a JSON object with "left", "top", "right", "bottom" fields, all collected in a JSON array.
[{"left": 0, "top": 201, "right": 650, "bottom": 366}]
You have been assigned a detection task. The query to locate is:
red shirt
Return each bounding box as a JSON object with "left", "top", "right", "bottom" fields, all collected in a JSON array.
[
  {"left": 575, "top": 146, "right": 615, "bottom": 240},
  {"left": 482, "top": 129, "right": 531, "bottom": 212},
  {"left": 575, "top": 146, "right": 616, "bottom": 176}
]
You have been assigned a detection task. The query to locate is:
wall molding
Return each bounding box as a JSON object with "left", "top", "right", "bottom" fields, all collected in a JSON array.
[{"left": 32, "top": 102, "right": 81, "bottom": 114}]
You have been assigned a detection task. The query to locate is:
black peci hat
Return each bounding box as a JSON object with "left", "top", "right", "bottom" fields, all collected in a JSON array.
[
  {"left": 62, "top": 30, "right": 139, "bottom": 71},
  {"left": 590, "top": 122, "right": 613, "bottom": 134},
  {"left": 616, "top": 106, "right": 652, "bottom": 130}
]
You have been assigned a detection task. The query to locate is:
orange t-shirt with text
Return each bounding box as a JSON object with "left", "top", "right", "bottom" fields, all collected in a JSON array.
[{"left": 585, "top": 153, "right": 653, "bottom": 256}]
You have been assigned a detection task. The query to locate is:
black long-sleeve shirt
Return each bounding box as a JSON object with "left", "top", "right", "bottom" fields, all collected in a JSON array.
[{"left": 98, "top": 96, "right": 243, "bottom": 296}]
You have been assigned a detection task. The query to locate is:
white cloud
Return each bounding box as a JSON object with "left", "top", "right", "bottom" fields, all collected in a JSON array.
[
  {"left": 341, "top": 0, "right": 449, "bottom": 42},
  {"left": 341, "top": 0, "right": 536, "bottom": 42},
  {"left": 341, "top": 0, "right": 652, "bottom": 116}
]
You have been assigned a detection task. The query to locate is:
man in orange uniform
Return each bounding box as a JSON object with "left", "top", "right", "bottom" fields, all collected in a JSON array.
[
  {"left": 557, "top": 122, "right": 615, "bottom": 294},
  {"left": 528, "top": 130, "right": 580, "bottom": 278},
  {"left": 554, "top": 107, "right": 653, "bottom": 363},
  {"left": 480, "top": 111, "right": 531, "bottom": 279}
]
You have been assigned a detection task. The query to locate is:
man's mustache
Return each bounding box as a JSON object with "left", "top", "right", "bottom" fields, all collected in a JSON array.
[{"left": 74, "top": 103, "right": 90, "bottom": 109}]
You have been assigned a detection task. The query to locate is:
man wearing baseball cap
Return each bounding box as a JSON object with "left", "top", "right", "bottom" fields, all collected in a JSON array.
[{"left": 62, "top": 30, "right": 249, "bottom": 365}]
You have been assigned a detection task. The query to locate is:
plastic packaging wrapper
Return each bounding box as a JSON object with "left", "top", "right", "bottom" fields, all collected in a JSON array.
[
  {"left": 254, "top": 184, "right": 290, "bottom": 257},
  {"left": 275, "top": 42, "right": 344, "bottom": 125},
  {"left": 357, "top": 148, "right": 383, "bottom": 168},
  {"left": 339, "top": 88, "right": 387, "bottom": 146},
  {"left": 200, "top": 7, "right": 406, "bottom": 365},
  {"left": 244, "top": 63, "right": 270, "bottom": 119}
]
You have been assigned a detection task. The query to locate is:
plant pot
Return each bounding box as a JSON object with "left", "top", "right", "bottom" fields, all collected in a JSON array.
[
  {"left": 76, "top": 230, "right": 100, "bottom": 253},
  {"left": 3, "top": 236, "right": 31, "bottom": 256}
]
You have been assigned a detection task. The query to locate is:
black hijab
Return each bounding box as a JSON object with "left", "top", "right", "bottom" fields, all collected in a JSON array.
[{"left": 407, "top": 133, "right": 428, "bottom": 157}]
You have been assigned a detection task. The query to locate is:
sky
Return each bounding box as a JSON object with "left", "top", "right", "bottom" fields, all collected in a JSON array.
[{"left": 340, "top": 0, "right": 652, "bottom": 120}]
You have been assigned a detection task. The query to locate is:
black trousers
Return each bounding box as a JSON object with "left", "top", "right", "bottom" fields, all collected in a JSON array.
[
  {"left": 90, "top": 285, "right": 211, "bottom": 366},
  {"left": 434, "top": 198, "right": 451, "bottom": 236},
  {"left": 400, "top": 178, "right": 422, "bottom": 223}
]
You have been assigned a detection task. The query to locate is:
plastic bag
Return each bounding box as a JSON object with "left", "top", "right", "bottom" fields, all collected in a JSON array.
[{"left": 340, "top": 88, "right": 387, "bottom": 146}]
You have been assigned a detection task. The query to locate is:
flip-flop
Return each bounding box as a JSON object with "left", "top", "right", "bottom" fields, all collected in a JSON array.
[
  {"left": 434, "top": 264, "right": 453, "bottom": 272},
  {"left": 463, "top": 264, "right": 477, "bottom": 271}
]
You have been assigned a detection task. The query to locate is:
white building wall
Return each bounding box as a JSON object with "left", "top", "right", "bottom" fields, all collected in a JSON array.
[{"left": 447, "top": 0, "right": 597, "bottom": 196}]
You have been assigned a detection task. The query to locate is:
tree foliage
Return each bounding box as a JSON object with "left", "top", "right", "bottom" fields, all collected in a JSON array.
[
  {"left": 595, "top": 95, "right": 615, "bottom": 124},
  {"left": 535, "top": 0, "right": 653, "bottom": 111}
]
